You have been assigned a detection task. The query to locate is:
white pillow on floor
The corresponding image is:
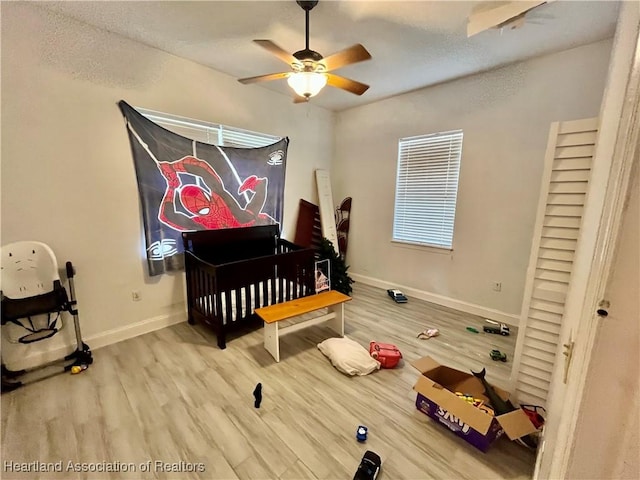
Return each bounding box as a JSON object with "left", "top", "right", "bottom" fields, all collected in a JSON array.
[{"left": 317, "top": 336, "right": 381, "bottom": 376}]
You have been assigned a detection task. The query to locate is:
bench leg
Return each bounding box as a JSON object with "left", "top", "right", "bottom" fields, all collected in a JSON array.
[
  {"left": 327, "top": 303, "right": 345, "bottom": 337},
  {"left": 264, "top": 322, "right": 280, "bottom": 362}
]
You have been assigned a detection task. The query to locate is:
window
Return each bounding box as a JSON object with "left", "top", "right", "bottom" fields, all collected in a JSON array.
[
  {"left": 392, "top": 130, "right": 463, "bottom": 249},
  {"left": 135, "top": 107, "right": 281, "bottom": 148}
]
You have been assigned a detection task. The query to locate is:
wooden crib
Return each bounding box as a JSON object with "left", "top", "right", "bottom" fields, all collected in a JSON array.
[{"left": 182, "top": 225, "right": 316, "bottom": 349}]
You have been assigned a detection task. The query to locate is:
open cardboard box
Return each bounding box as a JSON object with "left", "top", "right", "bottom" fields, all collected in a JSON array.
[{"left": 412, "top": 356, "right": 538, "bottom": 452}]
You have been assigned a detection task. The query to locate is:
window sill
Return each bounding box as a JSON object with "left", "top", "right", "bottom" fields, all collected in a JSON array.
[{"left": 390, "top": 240, "right": 453, "bottom": 255}]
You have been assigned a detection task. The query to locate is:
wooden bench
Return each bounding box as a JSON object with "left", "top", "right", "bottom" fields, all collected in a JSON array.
[{"left": 255, "top": 290, "right": 352, "bottom": 362}]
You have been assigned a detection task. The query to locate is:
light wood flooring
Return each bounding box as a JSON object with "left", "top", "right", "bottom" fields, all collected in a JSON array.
[{"left": 1, "top": 282, "right": 535, "bottom": 480}]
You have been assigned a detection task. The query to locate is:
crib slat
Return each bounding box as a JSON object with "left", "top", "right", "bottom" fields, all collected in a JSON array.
[
  {"left": 235, "top": 287, "right": 242, "bottom": 323},
  {"left": 196, "top": 267, "right": 204, "bottom": 314},
  {"left": 247, "top": 284, "right": 254, "bottom": 316},
  {"left": 215, "top": 290, "right": 222, "bottom": 320},
  {"left": 201, "top": 268, "right": 208, "bottom": 316},
  {"left": 224, "top": 290, "right": 232, "bottom": 325},
  {"left": 270, "top": 276, "right": 276, "bottom": 305},
  {"left": 207, "top": 269, "right": 213, "bottom": 316}
]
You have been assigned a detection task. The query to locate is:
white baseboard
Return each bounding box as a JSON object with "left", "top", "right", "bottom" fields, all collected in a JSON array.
[
  {"left": 87, "top": 307, "right": 187, "bottom": 351},
  {"left": 5, "top": 306, "right": 187, "bottom": 371},
  {"left": 351, "top": 272, "right": 520, "bottom": 327}
]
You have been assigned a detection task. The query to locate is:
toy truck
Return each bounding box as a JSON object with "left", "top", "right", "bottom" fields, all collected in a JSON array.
[
  {"left": 490, "top": 349, "right": 507, "bottom": 362},
  {"left": 483, "top": 322, "right": 510, "bottom": 336}
]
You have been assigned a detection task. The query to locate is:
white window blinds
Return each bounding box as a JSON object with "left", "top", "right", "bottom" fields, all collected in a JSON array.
[
  {"left": 393, "top": 130, "right": 463, "bottom": 249},
  {"left": 135, "top": 107, "right": 281, "bottom": 148}
]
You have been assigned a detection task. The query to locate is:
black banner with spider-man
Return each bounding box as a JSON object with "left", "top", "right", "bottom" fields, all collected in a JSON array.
[{"left": 118, "top": 101, "right": 288, "bottom": 276}]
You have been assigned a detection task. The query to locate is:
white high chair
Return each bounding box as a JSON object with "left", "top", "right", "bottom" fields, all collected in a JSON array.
[{"left": 1, "top": 241, "right": 92, "bottom": 391}]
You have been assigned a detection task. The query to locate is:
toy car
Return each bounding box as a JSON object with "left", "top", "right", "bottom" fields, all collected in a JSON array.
[
  {"left": 483, "top": 323, "right": 510, "bottom": 336},
  {"left": 356, "top": 425, "right": 368, "bottom": 442},
  {"left": 490, "top": 349, "right": 507, "bottom": 362},
  {"left": 353, "top": 450, "right": 381, "bottom": 480},
  {"left": 387, "top": 289, "right": 407, "bottom": 303}
]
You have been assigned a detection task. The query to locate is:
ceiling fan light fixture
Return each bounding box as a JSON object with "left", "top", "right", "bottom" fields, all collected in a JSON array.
[
  {"left": 237, "top": 2, "right": 371, "bottom": 100},
  {"left": 287, "top": 72, "right": 327, "bottom": 98}
]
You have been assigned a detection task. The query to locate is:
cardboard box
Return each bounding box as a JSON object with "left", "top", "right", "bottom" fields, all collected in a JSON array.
[{"left": 412, "top": 356, "right": 537, "bottom": 452}]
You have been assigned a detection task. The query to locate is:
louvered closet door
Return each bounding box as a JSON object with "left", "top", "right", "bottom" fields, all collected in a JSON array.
[{"left": 511, "top": 117, "right": 598, "bottom": 407}]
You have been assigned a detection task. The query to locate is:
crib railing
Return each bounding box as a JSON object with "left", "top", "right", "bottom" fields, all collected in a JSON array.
[{"left": 183, "top": 235, "right": 315, "bottom": 349}]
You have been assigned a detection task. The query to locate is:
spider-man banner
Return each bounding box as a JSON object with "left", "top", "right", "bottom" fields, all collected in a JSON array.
[{"left": 119, "top": 101, "right": 288, "bottom": 276}]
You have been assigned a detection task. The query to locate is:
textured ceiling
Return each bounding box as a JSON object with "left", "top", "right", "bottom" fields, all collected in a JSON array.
[{"left": 39, "top": 1, "right": 620, "bottom": 112}]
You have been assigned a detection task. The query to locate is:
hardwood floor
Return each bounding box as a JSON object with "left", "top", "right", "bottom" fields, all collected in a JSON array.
[{"left": 1, "top": 282, "right": 535, "bottom": 479}]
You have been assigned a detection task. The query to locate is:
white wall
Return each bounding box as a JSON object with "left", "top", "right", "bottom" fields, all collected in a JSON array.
[
  {"left": 0, "top": 3, "right": 333, "bottom": 368},
  {"left": 566, "top": 158, "right": 639, "bottom": 478},
  {"left": 333, "top": 39, "right": 612, "bottom": 320}
]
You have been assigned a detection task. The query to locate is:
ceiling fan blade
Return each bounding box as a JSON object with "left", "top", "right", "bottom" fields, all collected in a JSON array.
[
  {"left": 253, "top": 39, "right": 298, "bottom": 65},
  {"left": 467, "top": 1, "right": 552, "bottom": 37},
  {"left": 326, "top": 73, "right": 369, "bottom": 96},
  {"left": 238, "top": 72, "right": 290, "bottom": 85},
  {"left": 320, "top": 44, "right": 371, "bottom": 72}
]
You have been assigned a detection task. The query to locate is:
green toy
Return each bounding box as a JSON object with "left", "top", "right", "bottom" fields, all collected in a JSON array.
[{"left": 490, "top": 349, "right": 507, "bottom": 362}]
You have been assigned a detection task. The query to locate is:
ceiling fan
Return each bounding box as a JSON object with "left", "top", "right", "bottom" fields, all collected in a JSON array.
[
  {"left": 467, "top": 1, "right": 555, "bottom": 37},
  {"left": 238, "top": 0, "right": 372, "bottom": 102}
]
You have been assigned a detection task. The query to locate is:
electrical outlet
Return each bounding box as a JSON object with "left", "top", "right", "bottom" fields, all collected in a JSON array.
[
  {"left": 132, "top": 290, "right": 141, "bottom": 301},
  {"left": 492, "top": 282, "right": 502, "bottom": 292}
]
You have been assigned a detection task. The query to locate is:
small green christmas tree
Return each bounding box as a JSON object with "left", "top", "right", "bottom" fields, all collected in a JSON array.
[{"left": 317, "top": 238, "right": 354, "bottom": 296}]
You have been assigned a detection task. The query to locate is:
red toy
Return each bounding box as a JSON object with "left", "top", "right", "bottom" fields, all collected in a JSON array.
[
  {"left": 369, "top": 342, "right": 403, "bottom": 369},
  {"left": 520, "top": 404, "right": 546, "bottom": 430}
]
